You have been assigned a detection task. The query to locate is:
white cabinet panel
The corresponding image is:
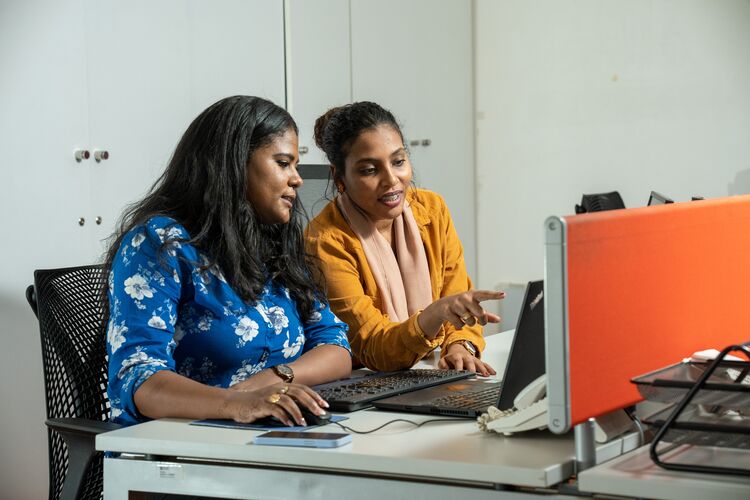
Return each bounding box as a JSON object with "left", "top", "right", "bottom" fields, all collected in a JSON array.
[
  {"left": 288, "top": 0, "right": 352, "bottom": 164},
  {"left": 350, "top": 0, "right": 476, "bottom": 276},
  {"left": 85, "top": 0, "right": 286, "bottom": 256},
  {"left": 1, "top": 0, "right": 94, "bottom": 267},
  {"left": 84, "top": 0, "right": 191, "bottom": 254},
  {"left": 0, "top": 2, "right": 92, "bottom": 498},
  {"left": 0, "top": 2, "right": 286, "bottom": 499},
  {"left": 189, "top": 0, "right": 286, "bottom": 110}
]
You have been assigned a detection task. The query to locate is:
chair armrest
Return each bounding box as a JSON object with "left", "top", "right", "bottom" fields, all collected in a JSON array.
[
  {"left": 45, "top": 418, "right": 122, "bottom": 500},
  {"left": 46, "top": 417, "right": 122, "bottom": 436}
]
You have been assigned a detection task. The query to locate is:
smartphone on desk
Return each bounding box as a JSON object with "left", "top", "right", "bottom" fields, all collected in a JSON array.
[{"left": 252, "top": 431, "right": 352, "bottom": 448}]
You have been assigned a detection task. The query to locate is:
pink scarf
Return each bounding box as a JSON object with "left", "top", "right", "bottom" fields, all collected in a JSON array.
[{"left": 336, "top": 192, "right": 432, "bottom": 322}]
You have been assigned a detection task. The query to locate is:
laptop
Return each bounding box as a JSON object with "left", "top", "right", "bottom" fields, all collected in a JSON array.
[
  {"left": 647, "top": 191, "right": 674, "bottom": 206},
  {"left": 372, "top": 280, "right": 545, "bottom": 418}
]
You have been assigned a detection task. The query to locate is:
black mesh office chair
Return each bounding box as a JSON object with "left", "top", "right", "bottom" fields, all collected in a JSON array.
[
  {"left": 26, "top": 265, "right": 121, "bottom": 500},
  {"left": 574, "top": 191, "right": 626, "bottom": 214},
  {"left": 298, "top": 163, "right": 333, "bottom": 220}
]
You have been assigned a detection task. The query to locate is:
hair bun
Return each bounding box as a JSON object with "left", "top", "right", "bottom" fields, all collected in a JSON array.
[{"left": 313, "top": 107, "right": 342, "bottom": 153}]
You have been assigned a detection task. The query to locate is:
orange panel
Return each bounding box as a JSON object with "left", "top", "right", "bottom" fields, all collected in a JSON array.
[{"left": 564, "top": 195, "right": 750, "bottom": 426}]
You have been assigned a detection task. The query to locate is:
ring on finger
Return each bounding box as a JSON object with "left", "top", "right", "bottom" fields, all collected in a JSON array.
[
  {"left": 267, "top": 393, "right": 281, "bottom": 404},
  {"left": 279, "top": 385, "right": 290, "bottom": 395},
  {"left": 460, "top": 313, "right": 473, "bottom": 323}
]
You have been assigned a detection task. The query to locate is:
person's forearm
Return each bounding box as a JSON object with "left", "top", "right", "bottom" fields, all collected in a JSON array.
[
  {"left": 417, "top": 300, "right": 446, "bottom": 338},
  {"left": 289, "top": 345, "right": 352, "bottom": 386},
  {"left": 134, "top": 370, "right": 231, "bottom": 420}
]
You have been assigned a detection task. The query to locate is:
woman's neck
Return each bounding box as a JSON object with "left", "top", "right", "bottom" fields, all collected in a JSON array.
[{"left": 376, "top": 219, "right": 394, "bottom": 246}]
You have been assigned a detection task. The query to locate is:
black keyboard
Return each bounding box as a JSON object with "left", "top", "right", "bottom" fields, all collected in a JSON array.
[
  {"left": 430, "top": 385, "right": 502, "bottom": 410},
  {"left": 313, "top": 369, "right": 474, "bottom": 412}
]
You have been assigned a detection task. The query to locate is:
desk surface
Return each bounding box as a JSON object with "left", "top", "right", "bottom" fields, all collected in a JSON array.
[
  {"left": 579, "top": 444, "right": 750, "bottom": 500},
  {"left": 100, "top": 413, "right": 574, "bottom": 488},
  {"left": 97, "top": 331, "right": 581, "bottom": 488}
]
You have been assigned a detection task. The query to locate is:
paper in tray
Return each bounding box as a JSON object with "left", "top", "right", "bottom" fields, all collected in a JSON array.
[{"left": 631, "top": 360, "right": 750, "bottom": 409}]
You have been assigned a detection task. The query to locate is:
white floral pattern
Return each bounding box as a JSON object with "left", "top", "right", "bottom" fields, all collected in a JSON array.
[
  {"left": 147, "top": 315, "right": 167, "bottom": 330},
  {"left": 107, "top": 322, "right": 127, "bottom": 353},
  {"left": 106, "top": 216, "right": 351, "bottom": 427},
  {"left": 229, "top": 359, "right": 267, "bottom": 386},
  {"left": 267, "top": 306, "right": 289, "bottom": 334},
  {"left": 131, "top": 231, "right": 145, "bottom": 248},
  {"left": 282, "top": 333, "right": 304, "bottom": 359},
  {"left": 124, "top": 274, "right": 154, "bottom": 301},
  {"left": 234, "top": 316, "right": 260, "bottom": 347},
  {"left": 307, "top": 311, "right": 322, "bottom": 323}
]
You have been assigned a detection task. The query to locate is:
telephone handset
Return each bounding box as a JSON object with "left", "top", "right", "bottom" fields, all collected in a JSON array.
[
  {"left": 478, "top": 375, "right": 548, "bottom": 435},
  {"left": 513, "top": 374, "right": 547, "bottom": 409}
]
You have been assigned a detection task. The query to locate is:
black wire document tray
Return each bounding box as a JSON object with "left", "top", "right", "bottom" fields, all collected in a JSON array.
[
  {"left": 631, "top": 344, "right": 750, "bottom": 476},
  {"left": 643, "top": 404, "right": 750, "bottom": 449},
  {"left": 632, "top": 359, "right": 750, "bottom": 408}
]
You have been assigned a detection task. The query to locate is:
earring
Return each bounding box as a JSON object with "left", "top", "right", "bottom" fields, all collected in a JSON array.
[{"left": 336, "top": 183, "right": 345, "bottom": 194}]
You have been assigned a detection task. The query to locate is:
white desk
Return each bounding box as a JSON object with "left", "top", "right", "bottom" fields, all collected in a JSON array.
[
  {"left": 579, "top": 444, "right": 750, "bottom": 500},
  {"left": 96, "top": 332, "right": 630, "bottom": 499}
]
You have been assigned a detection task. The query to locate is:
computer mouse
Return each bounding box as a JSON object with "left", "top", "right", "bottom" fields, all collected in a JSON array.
[{"left": 299, "top": 407, "right": 332, "bottom": 426}]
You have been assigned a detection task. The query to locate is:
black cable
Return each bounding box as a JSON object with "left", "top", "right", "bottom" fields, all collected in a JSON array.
[
  {"left": 334, "top": 418, "right": 463, "bottom": 434},
  {"left": 624, "top": 407, "right": 645, "bottom": 447}
]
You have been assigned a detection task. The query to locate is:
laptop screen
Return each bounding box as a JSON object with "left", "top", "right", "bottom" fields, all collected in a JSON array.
[
  {"left": 496, "top": 280, "right": 545, "bottom": 410},
  {"left": 647, "top": 191, "right": 674, "bottom": 206}
]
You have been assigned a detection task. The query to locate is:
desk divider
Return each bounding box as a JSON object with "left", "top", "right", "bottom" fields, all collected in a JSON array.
[{"left": 544, "top": 195, "right": 750, "bottom": 434}]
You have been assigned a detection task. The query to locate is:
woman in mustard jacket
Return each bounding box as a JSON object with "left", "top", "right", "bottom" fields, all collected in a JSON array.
[{"left": 305, "top": 101, "right": 504, "bottom": 375}]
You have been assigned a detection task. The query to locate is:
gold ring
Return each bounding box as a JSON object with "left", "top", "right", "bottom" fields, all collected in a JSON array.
[
  {"left": 460, "top": 313, "right": 472, "bottom": 323},
  {"left": 280, "top": 385, "right": 289, "bottom": 395},
  {"left": 267, "top": 393, "right": 281, "bottom": 404}
]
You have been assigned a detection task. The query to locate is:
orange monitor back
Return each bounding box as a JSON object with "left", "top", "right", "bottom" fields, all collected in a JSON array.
[{"left": 544, "top": 195, "right": 750, "bottom": 433}]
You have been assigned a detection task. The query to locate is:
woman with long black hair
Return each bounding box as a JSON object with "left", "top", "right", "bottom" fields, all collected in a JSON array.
[{"left": 104, "top": 96, "right": 351, "bottom": 427}]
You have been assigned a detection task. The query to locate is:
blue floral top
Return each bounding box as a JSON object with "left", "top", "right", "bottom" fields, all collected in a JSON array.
[{"left": 106, "top": 216, "right": 350, "bottom": 426}]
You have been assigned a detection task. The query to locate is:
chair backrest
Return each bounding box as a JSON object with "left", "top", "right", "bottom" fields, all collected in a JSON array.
[
  {"left": 31, "top": 265, "right": 109, "bottom": 500},
  {"left": 574, "top": 191, "right": 625, "bottom": 214},
  {"left": 298, "top": 163, "right": 332, "bottom": 220}
]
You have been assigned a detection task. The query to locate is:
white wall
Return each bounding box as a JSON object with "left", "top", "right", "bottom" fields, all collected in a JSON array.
[
  {"left": 475, "top": 0, "right": 750, "bottom": 330},
  {"left": 0, "top": 1, "right": 285, "bottom": 498},
  {"left": 350, "top": 0, "right": 477, "bottom": 276}
]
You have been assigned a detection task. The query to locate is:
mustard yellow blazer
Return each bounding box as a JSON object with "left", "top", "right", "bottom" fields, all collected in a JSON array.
[{"left": 305, "top": 188, "right": 485, "bottom": 371}]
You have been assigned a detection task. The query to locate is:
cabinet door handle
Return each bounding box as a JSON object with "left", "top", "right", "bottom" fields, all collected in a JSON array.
[
  {"left": 74, "top": 149, "right": 90, "bottom": 162},
  {"left": 299, "top": 146, "right": 309, "bottom": 155},
  {"left": 94, "top": 150, "right": 110, "bottom": 162},
  {"left": 78, "top": 217, "right": 85, "bottom": 226}
]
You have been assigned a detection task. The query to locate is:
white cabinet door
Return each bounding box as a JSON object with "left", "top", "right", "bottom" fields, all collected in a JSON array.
[
  {"left": 350, "top": 0, "right": 476, "bottom": 276},
  {"left": 85, "top": 0, "right": 286, "bottom": 256},
  {"left": 1, "top": 0, "right": 95, "bottom": 267},
  {"left": 0, "top": 2, "right": 92, "bottom": 498},
  {"left": 0, "top": 3, "right": 286, "bottom": 499},
  {"left": 287, "top": 0, "right": 352, "bottom": 164}
]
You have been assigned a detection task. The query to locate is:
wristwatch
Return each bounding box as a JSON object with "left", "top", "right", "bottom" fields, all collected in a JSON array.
[
  {"left": 459, "top": 340, "right": 478, "bottom": 358},
  {"left": 272, "top": 364, "right": 294, "bottom": 383}
]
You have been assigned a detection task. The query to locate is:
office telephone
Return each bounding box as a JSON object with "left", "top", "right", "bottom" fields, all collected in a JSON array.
[{"left": 478, "top": 375, "right": 548, "bottom": 435}]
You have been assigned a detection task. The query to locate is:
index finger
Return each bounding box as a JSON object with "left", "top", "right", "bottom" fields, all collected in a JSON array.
[
  {"left": 290, "top": 383, "right": 329, "bottom": 409},
  {"left": 470, "top": 290, "right": 506, "bottom": 303}
]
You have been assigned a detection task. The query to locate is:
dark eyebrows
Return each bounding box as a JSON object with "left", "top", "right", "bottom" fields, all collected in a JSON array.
[
  {"left": 354, "top": 148, "right": 406, "bottom": 165},
  {"left": 355, "top": 157, "right": 379, "bottom": 165},
  {"left": 272, "top": 152, "right": 296, "bottom": 160}
]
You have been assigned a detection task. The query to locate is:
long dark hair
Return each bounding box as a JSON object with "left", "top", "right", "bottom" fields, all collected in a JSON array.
[
  {"left": 103, "top": 95, "right": 322, "bottom": 320},
  {"left": 313, "top": 101, "right": 406, "bottom": 189}
]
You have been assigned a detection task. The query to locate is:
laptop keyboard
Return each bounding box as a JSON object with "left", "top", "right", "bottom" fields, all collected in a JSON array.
[
  {"left": 430, "top": 385, "right": 502, "bottom": 410},
  {"left": 313, "top": 369, "right": 474, "bottom": 412}
]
